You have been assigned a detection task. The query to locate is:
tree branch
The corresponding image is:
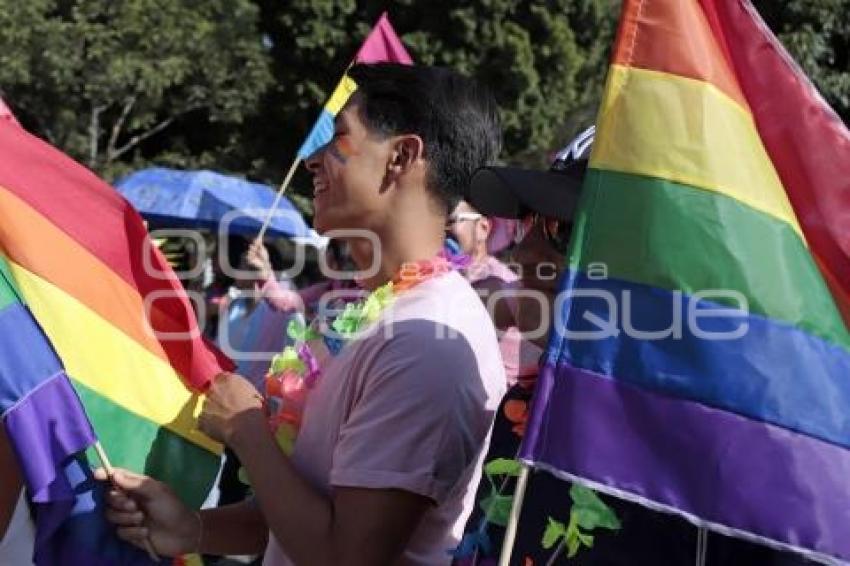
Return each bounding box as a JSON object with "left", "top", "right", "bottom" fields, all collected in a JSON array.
[
  {"left": 107, "top": 94, "right": 137, "bottom": 160},
  {"left": 89, "top": 101, "right": 100, "bottom": 168},
  {"left": 109, "top": 104, "right": 202, "bottom": 162},
  {"left": 88, "top": 102, "right": 110, "bottom": 168}
]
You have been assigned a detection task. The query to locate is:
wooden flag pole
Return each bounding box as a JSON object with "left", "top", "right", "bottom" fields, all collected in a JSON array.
[
  {"left": 257, "top": 156, "right": 303, "bottom": 241},
  {"left": 498, "top": 464, "right": 531, "bottom": 566},
  {"left": 93, "top": 441, "right": 161, "bottom": 562}
]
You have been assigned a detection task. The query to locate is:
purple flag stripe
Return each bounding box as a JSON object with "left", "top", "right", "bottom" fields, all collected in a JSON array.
[
  {"left": 545, "top": 270, "right": 850, "bottom": 449},
  {"left": 4, "top": 372, "right": 96, "bottom": 562},
  {"left": 520, "top": 363, "right": 850, "bottom": 563},
  {"left": 4, "top": 372, "right": 96, "bottom": 504}
]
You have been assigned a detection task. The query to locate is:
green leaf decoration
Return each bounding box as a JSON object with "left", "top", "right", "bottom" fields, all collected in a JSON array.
[
  {"left": 274, "top": 423, "right": 297, "bottom": 456},
  {"left": 287, "top": 318, "right": 319, "bottom": 342},
  {"left": 484, "top": 458, "right": 523, "bottom": 478},
  {"left": 331, "top": 302, "right": 365, "bottom": 337},
  {"left": 540, "top": 486, "right": 620, "bottom": 560},
  {"left": 542, "top": 517, "right": 567, "bottom": 549},
  {"left": 573, "top": 506, "right": 600, "bottom": 530},
  {"left": 566, "top": 527, "right": 582, "bottom": 558},
  {"left": 270, "top": 346, "right": 305, "bottom": 374},
  {"left": 569, "top": 484, "right": 598, "bottom": 506},
  {"left": 564, "top": 514, "right": 595, "bottom": 558},
  {"left": 361, "top": 282, "right": 394, "bottom": 322},
  {"left": 577, "top": 531, "right": 594, "bottom": 547},
  {"left": 328, "top": 282, "right": 396, "bottom": 339},
  {"left": 480, "top": 490, "right": 514, "bottom": 527},
  {"left": 569, "top": 485, "right": 621, "bottom": 530}
]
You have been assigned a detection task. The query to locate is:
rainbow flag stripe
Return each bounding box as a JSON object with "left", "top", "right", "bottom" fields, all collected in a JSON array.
[
  {"left": 0, "top": 121, "right": 233, "bottom": 517},
  {"left": 519, "top": 0, "right": 850, "bottom": 562},
  {"left": 297, "top": 12, "right": 412, "bottom": 159}
]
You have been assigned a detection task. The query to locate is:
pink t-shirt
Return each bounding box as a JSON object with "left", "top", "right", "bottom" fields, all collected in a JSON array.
[
  {"left": 258, "top": 278, "right": 336, "bottom": 313},
  {"left": 263, "top": 271, "right": 506, "bottom": 565},
  {"left": 465, "top": 255, "right": 519, "bottom": 286}
]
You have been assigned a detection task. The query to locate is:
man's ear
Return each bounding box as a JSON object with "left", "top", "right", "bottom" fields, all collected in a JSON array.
[
  {"left": 476, "top": 216, "right": 491, "bottom": 244},
  {"left": 387, "top": 135, "right": 425, "bottom": 175}
]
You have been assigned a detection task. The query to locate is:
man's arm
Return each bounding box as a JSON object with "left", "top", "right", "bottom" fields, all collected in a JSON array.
[
  {"left": 102, "top": 423, "right": 428, "bottom": 564},
  {"left": 196, "top": 318, "right": 486, "bottom": 566},
  {"left": 0, "top": 427, "right": 22, "bottom": 542},
  {"left": 257, "top": 276, "right": 305, "bottom": 312},
  {"left": 103, "top": 373, "right": 429, "bottom": 564},
  {"left": 230, "top": 413, "right": 430, "bottom": 566}
]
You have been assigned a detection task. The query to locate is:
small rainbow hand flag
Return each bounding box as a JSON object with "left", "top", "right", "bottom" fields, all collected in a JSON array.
[{"left": 297, "top": 12, "right": 413, "bottom": 160}]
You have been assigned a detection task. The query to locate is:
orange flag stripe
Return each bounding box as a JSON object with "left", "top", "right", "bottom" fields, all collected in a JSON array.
[
  {"left": 0, "top": 185, "right": 189, "bottom": 374},
  {"left": 612, "top": 0, "right": 748, "bottom": 112}
]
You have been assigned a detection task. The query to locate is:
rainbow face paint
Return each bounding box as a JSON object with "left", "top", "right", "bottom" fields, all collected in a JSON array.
[{"left": 328, "top": 135, "right": 356, "bottom": 164}]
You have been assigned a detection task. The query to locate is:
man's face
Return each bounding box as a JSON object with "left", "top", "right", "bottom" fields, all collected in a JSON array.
[
  {"left": 446, "top": 201, "right": 484, "bottom": 256},
  {"left": 307, "top": 102, "right": 392, "bottom": 235},
  {"left": 513, "top": 215, "right": 568, "bottom": 297},
  {"left": 510, "top": 215, "right": 570, "bottom": 348}
]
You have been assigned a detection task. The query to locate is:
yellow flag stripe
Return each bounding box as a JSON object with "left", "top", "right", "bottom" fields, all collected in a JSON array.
[
  {"left": 591, "top": 64, "right": 804, "bottom": 240},
  {"left": 10, "top": 262, "right": 221, "bottom": 454},
  {"left": 324, "top": 75, "right": 358, "bottom": 116}
]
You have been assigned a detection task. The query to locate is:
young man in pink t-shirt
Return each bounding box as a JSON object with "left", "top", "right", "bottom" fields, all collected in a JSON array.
[{"left": 100, "top": 63, "right": 506, "bottom": 566}]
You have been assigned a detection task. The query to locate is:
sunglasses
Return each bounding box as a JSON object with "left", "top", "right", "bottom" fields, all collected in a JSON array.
[
  {"left": 446, "top": 212, "right": 484, "bottom": 232},
  {"left": 446, "top": 211, "right": 483, "bottom": 228}
]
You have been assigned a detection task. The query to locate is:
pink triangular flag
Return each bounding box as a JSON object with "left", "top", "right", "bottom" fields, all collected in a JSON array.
[
  {"left": 0, "top": 96, "right": 20, "bottom": 127},
  {"left": 355, "top": 12, "right": 413, "bottom": 64}
]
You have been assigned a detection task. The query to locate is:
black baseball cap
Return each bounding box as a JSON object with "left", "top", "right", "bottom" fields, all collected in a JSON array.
[{"left": 469, "top": 125, "right": 594, "bottom": 221}]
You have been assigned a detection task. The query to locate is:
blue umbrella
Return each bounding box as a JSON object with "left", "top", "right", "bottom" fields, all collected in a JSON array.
[{"left": 115, "top": 167, "right": 310, "bottom": 238}]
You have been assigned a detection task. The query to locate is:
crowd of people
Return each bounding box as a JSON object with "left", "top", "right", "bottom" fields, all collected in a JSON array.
[
  {"left": 106, "top": 62, "right": 809, "bottom": 566},
  {"left": 1, "top": 61, "right": 812, "bottom": 565}
]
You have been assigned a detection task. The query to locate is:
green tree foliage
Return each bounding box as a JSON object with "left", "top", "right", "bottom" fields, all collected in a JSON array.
[
  {"left": 0, "top": 0, "right": 272, "bottom": 180},
  {"left": 246, "top": 0, "right": 848, "bottom": 198},
  {"left": 0, "top": 0, "right": 846, "bottom": 202},
  {"left": 246, "top": 0, "right": 619, "bottom": 189}
]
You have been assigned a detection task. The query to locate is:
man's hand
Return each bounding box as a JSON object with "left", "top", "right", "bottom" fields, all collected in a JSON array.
[
  {"left": 245, "top": 238, "right": 274, "bottom": 282},
  {"left": 199, "top": 372, "right": 266, "bottom": 446},
  {"left": 95, "top": 468, "right": 199, "bottom": 557}
]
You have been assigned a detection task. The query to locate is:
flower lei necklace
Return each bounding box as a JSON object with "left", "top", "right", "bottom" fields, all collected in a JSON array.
[{"left": 262, "top": 250, "right": 469, "bottom": 455}]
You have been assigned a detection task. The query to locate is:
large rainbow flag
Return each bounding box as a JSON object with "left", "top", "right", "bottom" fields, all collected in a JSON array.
[
  {"left": 519, "top": 0, "right": 850, "bottom": 563},
  {"left": 0, "top": 116, "right": 233, "bottom": 562},
  {"left": 297, "top": 11, "right": 412, "bottom": 159}
]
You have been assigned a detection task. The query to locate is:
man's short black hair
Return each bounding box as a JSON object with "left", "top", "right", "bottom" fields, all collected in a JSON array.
[{"left": 347, "top": 63, "right": 502, "bottom": 214}]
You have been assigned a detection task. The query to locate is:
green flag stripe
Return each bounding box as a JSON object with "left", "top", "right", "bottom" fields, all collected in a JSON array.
[
  {"left": 0, "top": 254, "right": 23, "bottom": 310},
  {"left": 74, "top": 380, "right": 219, "bottom": 507},
  {"left": 570, "top": 168, "right": 850, "bottom": 351}
]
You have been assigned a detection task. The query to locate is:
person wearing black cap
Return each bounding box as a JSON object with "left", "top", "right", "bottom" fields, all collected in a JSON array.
[
  {"left": 452, "top": 126, "right": 619, "bottom": 566},
  {"left": 469, "top": 126, "right": 592, "bottom": 358},
  {"left": 455, "top": 127, "right": 804, "bottom": 566},
  {"left": 471, "top": 124, "right": 593, "bottom": 223}
]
